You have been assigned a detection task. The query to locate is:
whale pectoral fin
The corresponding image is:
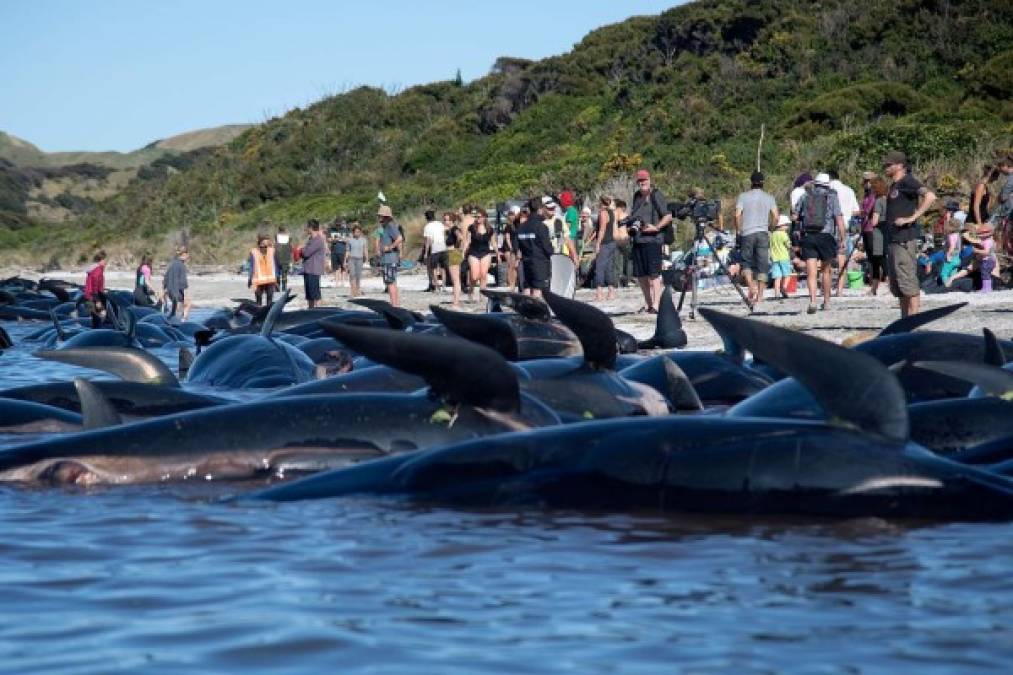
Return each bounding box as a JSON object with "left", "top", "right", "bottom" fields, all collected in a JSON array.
[{"left": 912, "top": 360, "right": 1013, "bottom": 400}]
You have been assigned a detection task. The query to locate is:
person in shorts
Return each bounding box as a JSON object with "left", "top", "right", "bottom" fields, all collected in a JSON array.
[
  {"left": 629, "top": 169, "right": 672, "bottom": 313},
  {"left": 769, "top": 215, "right": 793, "bottom": 299},
  {"left": 882, "top": 151, "right": 937, "bottom": 318},
  {"left": 735, "top": 171, "right": 779, "bottom": 307},
  {"left": 377, "top": 205, "right": 403, "bottom": 307},
  {"left": 797, "top": 173, "right": 845, "bottom": 314},
  {"left": 346, "top": 224, "right": 366, "bottom": 297}
]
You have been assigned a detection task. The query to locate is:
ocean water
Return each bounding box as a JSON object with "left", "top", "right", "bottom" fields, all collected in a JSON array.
[{"left": 1, "top": 318, "right": 1012, "bottom": 673}]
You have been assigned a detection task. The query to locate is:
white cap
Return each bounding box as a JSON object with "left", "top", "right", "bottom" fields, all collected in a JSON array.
[
  {"left": 777, "top": 214, "right": 791, "bottom": 226},
  {"left": 814, "top": 173, "right": 831, "bottom": 186},
  {"left": 581, "top": 206, "right": 592, "bottom": 215},
  {"left": 953, "top": 211, "right": 967, "bottom": 225},
  {"left": 509, "top": 205, "right": 521, "bottom": 215}
]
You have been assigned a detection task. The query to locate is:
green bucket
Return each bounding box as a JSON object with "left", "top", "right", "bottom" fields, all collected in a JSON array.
[{"left": 846, "top": 270, "right": 865, "bottom": 289}]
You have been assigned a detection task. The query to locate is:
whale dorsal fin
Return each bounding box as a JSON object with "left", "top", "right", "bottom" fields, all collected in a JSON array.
[
  {"left": 700, "top": 308, "right": 908, "bottom": 443},
  {"left": 543, "top": 292, "right": 617, "bottom": 370},
  {"left": 879, "top": 302, "right": 967, "bottom": 336},
  {"left": 430, "top": 305, "right": 519, "bottom": 360},
  {"left": 73, "top": 378, "right": 123, "bottom": 430},
  {"left": 319, "top": 321, "right": 520, "bottom": 412}
]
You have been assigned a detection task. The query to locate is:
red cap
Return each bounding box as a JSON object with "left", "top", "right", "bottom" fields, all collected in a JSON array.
[
  {"left": 635, "top": 169, "right": 650, "bottom": 181},
  {"left": 559, "top": 191, "right": 574, "bottom": 208}
]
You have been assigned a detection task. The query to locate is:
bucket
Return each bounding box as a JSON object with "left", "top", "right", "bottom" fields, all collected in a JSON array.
[
  {"left": 847, "top": 270, "right": 865, "bottom": 289},
  {"left": 785, "top": 274, "right": 798, "bottom": 293}
]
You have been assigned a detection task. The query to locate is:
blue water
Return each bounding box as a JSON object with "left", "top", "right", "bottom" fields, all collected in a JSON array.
[{"left": 1, "top": 318, "right": 1011, "bottom": 672}]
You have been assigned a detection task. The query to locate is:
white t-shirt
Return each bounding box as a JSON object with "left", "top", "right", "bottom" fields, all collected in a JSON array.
[
  {"left": 790, "top": 186, "right": 806, "bottom": 213},
  {"left": 831, "top": 180, "right": 860, "bottom": 218},
  {"left": 423, "top": 221, "right": 446, "bottom": 254}
]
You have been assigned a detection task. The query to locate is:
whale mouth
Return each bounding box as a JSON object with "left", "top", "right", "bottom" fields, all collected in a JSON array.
[
  {"left": 839, "top": 476, "right": 945, "bottom": 495},
  {"left": 3, "top": 444, "right": 394, "bottom": 486}
]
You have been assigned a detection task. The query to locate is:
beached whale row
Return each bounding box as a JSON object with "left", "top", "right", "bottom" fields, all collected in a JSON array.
[{"left": 0, "top": 273, "right": 1011, "bottom": 520}]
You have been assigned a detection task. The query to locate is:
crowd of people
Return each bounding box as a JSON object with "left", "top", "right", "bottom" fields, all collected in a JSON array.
[{"left": 83, "top": 151, "right": 1013, "bottom": 321}]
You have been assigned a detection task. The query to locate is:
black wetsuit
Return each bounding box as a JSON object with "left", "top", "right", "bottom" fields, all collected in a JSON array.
[{"left": 517, "top": 216, "right": 553, "bottom": 291}]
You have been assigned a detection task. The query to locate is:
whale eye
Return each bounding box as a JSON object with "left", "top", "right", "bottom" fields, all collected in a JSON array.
[{"left": 38, "top": 460, "right": 97, "bottom": 486}]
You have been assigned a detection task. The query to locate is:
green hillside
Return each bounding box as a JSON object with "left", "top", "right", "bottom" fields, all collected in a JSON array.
[{"left": 3, "top": 0, "right": 1011, "bottom": 264}]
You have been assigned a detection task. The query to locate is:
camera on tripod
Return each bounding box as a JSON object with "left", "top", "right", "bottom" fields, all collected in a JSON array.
[{"left": 672, "top": 198, "right": 721, "bottom": 223}]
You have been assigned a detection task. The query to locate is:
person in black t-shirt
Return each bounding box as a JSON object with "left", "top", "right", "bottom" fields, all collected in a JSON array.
[
  {"left": 516, "top": 197, "right": 554, "bottom": 297},
  {"left": 882, "top": 150, "right": 937, "bottom": 318}
]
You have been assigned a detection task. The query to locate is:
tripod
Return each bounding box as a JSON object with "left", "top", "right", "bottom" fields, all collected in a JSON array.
[{"left": 675, "top": 221, "right": 754, "bottom": 319}]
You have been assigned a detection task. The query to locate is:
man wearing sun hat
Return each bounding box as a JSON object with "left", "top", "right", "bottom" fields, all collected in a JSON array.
[
  {"left": 882, "top": 150, "right": 937, "bottom": 317},
  {"left": 377, "top": 204, "right": 403, "bottom": 307}
]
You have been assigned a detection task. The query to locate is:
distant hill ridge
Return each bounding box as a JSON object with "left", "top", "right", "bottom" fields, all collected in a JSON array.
[
  {"left": 0, "top": 124, "right": 252, "bottom": 169},
  {"left": 1, "top": 0, "right": 1011, "bottom": 265}
]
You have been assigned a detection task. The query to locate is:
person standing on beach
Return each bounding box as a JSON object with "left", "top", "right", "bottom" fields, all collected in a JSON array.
[
  {"left": 347, "top": 224, "right": 366, "bottom": 298},
  {"left": 248, "top": 235, "right": 279, "bottom": 306},
  {"left": 422, "top": 209, "right": 448, "bottom": 293},
  {"left": 133, "top": 253, "right": 156, "bottom": 307},
  {"left": 163, "top": 246, "right": 191, "bottom": 321},
  {"left": 330, "top": 229, "right": 348, "bottom": 291},
  {"left": 797, "top": 173, "right": 845, "bottom": 314},
  {"left": 300, "top": 220, "right": 327, "bottom": 309},
  {"left": 274, "top": 227, "right": 292, "bottom": 292},
  {"left": 769, "top": 215, "right": 793, "bottom": 300},
  {"left": 377, "top": 205, "right": 403, "bottom": 307},
  {"left": 517, "top": 197, "right": 554, "bottom": 297},
  {"left": 735, "top": 171, "right": 778, "bottom": 308},
  {"left": 883, "top": 151, "right": 937, "bottom": 318},
  {"left": 594, "top": 195, "right": 618, "bottom": 301},
  {"left": 83, "top": 250, "right": 108, "bottom": 328},
  {"left": 629, "top": 169, "right": 672, "bottom": 314}
]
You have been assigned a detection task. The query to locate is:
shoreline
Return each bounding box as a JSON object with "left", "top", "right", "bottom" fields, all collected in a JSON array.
[{"left": 8, "top": 266, "right": 1008, "bottom": 351}]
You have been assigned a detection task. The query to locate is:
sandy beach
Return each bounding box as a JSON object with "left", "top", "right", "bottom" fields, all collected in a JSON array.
[{"left": 19, "top": 265, "right": 1007, "bottom": 350}]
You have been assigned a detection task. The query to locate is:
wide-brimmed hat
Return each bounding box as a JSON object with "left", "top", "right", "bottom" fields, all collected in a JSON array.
[
  {"left": 977, "top": 223, "right": 994, "bottom": 237},
  {"left": 377, "top": 205, "right": 393, "bottom": 218},
  {"left": 963, "top": 229, "right": 982, "bottom": 244},
  {"left": 814, "top": 172, "right": 831, "bottom": 186}
]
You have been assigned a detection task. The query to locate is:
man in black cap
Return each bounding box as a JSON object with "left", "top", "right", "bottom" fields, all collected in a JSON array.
[
  {"left": 734, "top": 171, "right": 779, "bottom": 307},
  {"left": 883, "top": 150, "right": 936, "bottom": 318}
]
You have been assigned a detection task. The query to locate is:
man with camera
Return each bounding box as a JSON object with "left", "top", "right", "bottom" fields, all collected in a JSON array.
[
  {"left": 628, "top": 169, "right": 672, "bottom": 314},
  {"left": 734, "top": 171, "right": 779, "bottom": 308}
]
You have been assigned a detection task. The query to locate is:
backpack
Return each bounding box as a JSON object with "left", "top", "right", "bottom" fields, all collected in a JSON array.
[{"left": 802, "top": 187, "right": 834, "bottom": 234}]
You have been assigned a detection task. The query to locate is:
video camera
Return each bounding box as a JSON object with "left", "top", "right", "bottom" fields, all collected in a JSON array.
[
  {"left": 671, "top": 198, "right": 721, "bottom": 223},
  {"left": 617, "top": 215, "right": 643, "bottom": 238}
]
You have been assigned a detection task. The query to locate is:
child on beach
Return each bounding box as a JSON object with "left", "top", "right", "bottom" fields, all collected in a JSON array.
[{"left": 769, "top": 215, "right": 792, "bottom": 299}]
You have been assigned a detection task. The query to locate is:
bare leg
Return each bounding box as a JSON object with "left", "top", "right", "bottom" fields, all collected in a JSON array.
[
  {"left": 805, "top": 258, "right": 819, "bottom": 308},
  {"left": 449, "top": 264, "right": 461, "bottom": 307},
  {"left": 821, "top": 263, "right": 832, "bottom": 308}
]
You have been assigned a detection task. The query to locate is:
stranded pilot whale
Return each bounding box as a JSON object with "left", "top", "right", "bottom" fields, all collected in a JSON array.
[{"left": 247, "top": 308, "right": 1013, "bottom": 521}]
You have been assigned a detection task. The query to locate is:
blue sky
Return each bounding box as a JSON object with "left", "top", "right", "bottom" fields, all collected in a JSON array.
[{"left": 0, "top": 1, "right": 681, "bottom": 153}]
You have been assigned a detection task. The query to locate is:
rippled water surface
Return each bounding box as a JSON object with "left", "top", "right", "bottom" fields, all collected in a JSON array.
[{"left": 1, "top": 318, "right": 1012, "bottom": 673}]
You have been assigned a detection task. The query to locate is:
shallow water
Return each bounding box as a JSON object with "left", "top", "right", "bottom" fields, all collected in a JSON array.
[{"left": 1, "top": 318, "right": 1012, "bottom": 672}]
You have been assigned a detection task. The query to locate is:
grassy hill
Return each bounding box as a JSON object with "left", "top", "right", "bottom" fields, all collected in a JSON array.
[
  {"left": 2, "top": 0, "right": 1011, "bottom": 266},
  {"left": 0, "top": 124, "right": 252, "bottom": 228}
]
